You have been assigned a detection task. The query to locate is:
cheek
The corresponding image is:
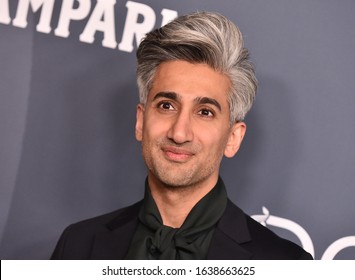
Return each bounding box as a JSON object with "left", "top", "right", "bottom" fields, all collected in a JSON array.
[
  {"left": 212, "top": 128, "right": 231, "bottom": 151},
  {"left": 142, "top": 117, "right": 167, "bottom": 141},
  {"left": 201, "top": 130, "right": 228, "bottom": 152}
]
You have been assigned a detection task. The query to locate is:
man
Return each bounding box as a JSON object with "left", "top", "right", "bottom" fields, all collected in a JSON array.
[{"left": 51, "top": 12, "right": 312, "bottom": 260}]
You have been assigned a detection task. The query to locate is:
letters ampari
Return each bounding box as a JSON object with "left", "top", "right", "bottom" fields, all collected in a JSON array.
[{"left": 0, "top": 0, "right": 178, "bottom": 52}]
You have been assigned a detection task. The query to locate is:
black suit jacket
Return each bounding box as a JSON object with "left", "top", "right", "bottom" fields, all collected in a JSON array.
[{"left": 51, "top": 199, "right": 312, "bottom": 260}]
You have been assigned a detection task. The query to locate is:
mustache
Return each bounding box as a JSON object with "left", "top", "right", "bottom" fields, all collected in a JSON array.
[{"left": 156, "top": 138, "right": 201, "bottom": 154}]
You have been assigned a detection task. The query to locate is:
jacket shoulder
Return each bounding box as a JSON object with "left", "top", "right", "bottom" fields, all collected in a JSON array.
[
  {"left": 51, "top": 201, "right": 142, "bottom": 259},
  {"left": 244, "top": 213, "right": 313, "bottom": 259},
  {"left": 217, "top": 200, "right": 313, "bottom": 260}
]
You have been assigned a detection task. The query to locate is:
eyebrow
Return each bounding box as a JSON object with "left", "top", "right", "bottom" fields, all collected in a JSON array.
[
  {"left": 194, "top": 97, "right": 222, "bottom": 112},
  {"left": 152, "top": 91, "right": 222, "bottom": 112},
  {"left": 152, "top": 92, "right": 179, "bottom": 101}
]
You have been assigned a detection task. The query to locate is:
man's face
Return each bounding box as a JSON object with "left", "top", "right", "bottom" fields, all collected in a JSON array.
[{"left": 135, "top": 60, "right": 246, "bottom": 189}]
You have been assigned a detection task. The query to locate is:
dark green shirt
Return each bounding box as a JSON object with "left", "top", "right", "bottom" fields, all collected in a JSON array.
[{"left": 125, "top": 177, "right": 227, "bottom": 259}]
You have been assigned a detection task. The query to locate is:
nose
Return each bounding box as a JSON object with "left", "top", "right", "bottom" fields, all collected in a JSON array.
[{"left": 167, "top": 110, "right": 193, "bottom": 144}]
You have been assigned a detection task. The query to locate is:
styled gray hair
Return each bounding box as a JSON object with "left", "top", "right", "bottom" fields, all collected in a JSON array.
[{"left": 136, "top": 11, "right": 257, "bottom": 123}]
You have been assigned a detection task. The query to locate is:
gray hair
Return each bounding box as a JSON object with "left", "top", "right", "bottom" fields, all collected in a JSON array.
[{"left": 136, "top": 11, "right": 257, "bottom": 123}]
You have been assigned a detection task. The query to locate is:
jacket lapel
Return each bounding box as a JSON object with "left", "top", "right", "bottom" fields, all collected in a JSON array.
[
  {"left": 90, "top": 201, "right": 142, "bottom": 259},
  {"left": 207, "top": 200, "right": 253, "bottom": 259}
]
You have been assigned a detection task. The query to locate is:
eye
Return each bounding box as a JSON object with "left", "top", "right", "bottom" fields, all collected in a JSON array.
[
  {"left": 198, "top": 108, "right": 214, "bottom": 117},
  {"left": 158, "top": 101, "right": 175, "bottom": 111}
]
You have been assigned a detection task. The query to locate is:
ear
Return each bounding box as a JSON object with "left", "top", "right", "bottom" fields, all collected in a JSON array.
[
  {"left": 135, "top": 103, "right": 144, "bottom": 142},
  {"left": 224, "top": 122, "right": 247, "bottom": 158}
]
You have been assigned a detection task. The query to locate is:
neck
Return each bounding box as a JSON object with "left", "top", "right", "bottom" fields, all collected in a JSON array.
[{"left": 147, "top": 174, "right": 219, "bottom": 228}]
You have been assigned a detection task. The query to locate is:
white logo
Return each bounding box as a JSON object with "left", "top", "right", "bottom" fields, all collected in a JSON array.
[
  {"left": 0, "top": 0, "right": 178, "bottom": 53},
  {"left": 252, "top": 207, "right": 355, "bottom": 259}
]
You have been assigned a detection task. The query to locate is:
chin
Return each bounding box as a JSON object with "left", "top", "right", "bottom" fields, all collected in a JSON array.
[{"left": 156, "top": 171, "right": 212, "bottom": 191}]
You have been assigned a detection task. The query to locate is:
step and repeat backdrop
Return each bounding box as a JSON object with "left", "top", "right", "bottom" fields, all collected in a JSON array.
[{"left": 1, "top": 0, "right": 354, "bottom": 259}]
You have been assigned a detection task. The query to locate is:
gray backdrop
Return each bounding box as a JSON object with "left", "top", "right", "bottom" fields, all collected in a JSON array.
[{"left": 0, "top": 0, "right": 354, "bottom": 260}]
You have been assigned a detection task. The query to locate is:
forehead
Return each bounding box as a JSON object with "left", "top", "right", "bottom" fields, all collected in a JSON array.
[{"left": 149, "top": 60, "right": 231, "bottom": 105}]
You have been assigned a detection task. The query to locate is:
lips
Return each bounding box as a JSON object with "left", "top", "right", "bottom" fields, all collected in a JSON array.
[{"left": 162, "top": 146, "right": 194, "bottom": 162}]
